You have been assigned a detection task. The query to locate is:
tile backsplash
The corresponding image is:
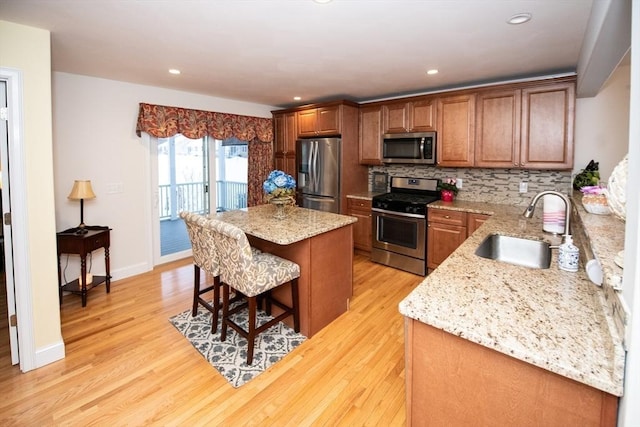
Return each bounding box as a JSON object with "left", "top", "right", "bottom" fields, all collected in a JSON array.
[{"left": 370, "top": 165, "right": 572, "bottom": 206}]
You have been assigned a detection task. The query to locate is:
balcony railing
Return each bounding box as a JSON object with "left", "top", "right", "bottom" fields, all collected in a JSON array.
[{"left": 159, "top": 180, "right": 247, "bottom": 219}]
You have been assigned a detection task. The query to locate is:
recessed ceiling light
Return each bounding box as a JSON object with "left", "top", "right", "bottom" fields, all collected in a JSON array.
[
  {"left": 168, "top": 69, "right": 181, "bottom": 75},
  {"left": 313, "top": 0, "right": 333, "bottom": 3},
  {"left": 293, "top": 96, "right": 302, "bottom": 101},
  {"left": 426, "top": 69, "right": 439, "bottom": 75},
  {"left": 507, "top": 13, "right": 532, "bottom": 25}
]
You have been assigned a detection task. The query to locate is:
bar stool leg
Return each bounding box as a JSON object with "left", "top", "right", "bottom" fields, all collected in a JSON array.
[
  {"left": 247, "top": 296, "right": 257, "bottom": 365},
  {"left": 192, "top": 265, "right": 200, "bottom": 317},
  {"left": 291, "top": 278, "right": 300, "bottom": 332},
  {"left": 221, "top": 283, "right": 230, "bottom": 342},
  {"left": 212, "top": 275, "right": 221, "bottom": 333}
]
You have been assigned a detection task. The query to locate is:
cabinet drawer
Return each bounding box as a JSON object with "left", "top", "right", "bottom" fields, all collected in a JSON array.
[
  {"left": 347, "top": 198, "right": 372, "bottom": 210},
  {"left": 428, "top": 208, "right": 466, "bottom": 226}
]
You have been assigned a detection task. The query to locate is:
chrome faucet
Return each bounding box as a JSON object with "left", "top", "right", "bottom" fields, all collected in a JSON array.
[{"left": 522, "top": 191, "right": 572, "bottom": 239}]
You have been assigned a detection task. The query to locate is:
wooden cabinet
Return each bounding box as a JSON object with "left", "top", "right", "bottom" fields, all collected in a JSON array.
[
  {"left": 467, "top": 212, "right": 490, "bottom": 236},
  {"left": 405, "top": 319, "right": 618, "bottom": 426},
  {"left": 436, "top": 94, "right": 476, "bottom": 167},
  {"left": 427, "top": 208, "right": 467, "bottom": 270},
  {"left": 273, "top": 111, "right": 297, "bottom": 177},
  {"left": 476, "top": 81, "right": 575, "bottom": 170},
  {"left": 382, "top": 98, "right": 435, "bottom": 134},
  {"left": 428, "top": 209, "right": 490, "bottom": 270},
  {"left": 297, "top": 105, "right": 341, "bottom": 137},
  {"left": 347, "top": 198, "right": 372, "bottom": 252},
  {"left": 475, "top": 89, "right": 522, "bottom": 168},
  {"left": 358, "top": 105, "right": 383, "bottom": 165},
  {"left": 521, "top": 82, "right": 575, "bottom": 169}
]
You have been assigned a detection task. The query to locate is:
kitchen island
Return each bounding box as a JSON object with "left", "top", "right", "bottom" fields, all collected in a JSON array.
[
  {"left": 400, "top": 200, "right": 625, "bottom": 426},
  {"left": 213, "top": 204, "right": 357, "bottom": 338}
]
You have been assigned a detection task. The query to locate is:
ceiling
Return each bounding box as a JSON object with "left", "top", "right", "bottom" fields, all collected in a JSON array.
[{"left": 1, "top": 0, "right": 595, "bottom": 108}]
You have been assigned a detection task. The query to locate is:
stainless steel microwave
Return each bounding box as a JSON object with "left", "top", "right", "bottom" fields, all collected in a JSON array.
[{"left": 382, "top": 132, "right": 436, "bottom": 164}]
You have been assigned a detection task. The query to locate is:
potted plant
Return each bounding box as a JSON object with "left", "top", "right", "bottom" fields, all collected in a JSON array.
[{"left": 438, "top": 178, "right": 459, "bottom": 202}]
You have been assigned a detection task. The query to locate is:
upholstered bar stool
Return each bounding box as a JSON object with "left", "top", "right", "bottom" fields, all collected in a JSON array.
[
  {"left": 180, "top": 211, "right": 223, "bottom": 332},
  {"left": 208, "top": 218, "right": 300, "bottom": 365}
]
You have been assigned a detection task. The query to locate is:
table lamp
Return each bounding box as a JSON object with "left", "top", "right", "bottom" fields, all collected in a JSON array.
[{"left": 68, "top": 180, "right": 96, "bottom": 234}]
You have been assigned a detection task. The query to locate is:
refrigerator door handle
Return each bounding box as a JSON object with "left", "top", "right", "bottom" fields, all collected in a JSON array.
[
  {"left": 312, "top": 140, "right": 318, "bottom": 193},
  {"left": 309, "top": 140, "right": 314, "bottom": 192}
]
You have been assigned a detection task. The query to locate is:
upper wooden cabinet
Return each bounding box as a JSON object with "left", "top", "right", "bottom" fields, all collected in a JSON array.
[
  {"left": 476, "top": 81, "right": 575, "bottom": 169},
  {"left": 273, "top": 111, "right": 297, "bottom": 177},
  {"left": 297, "top": 105, "right": 341, "bottom": 137},
  {"left": 475, "top": 89, "right": 522, "bottom": 168},
  {"left": 436, "top": 94, "right": 476, "bottom": 167},
  {"left": 382, "top": 98, "right": 435, "bottom": 134},
  {"left": 359, "top": 105, "right": 383, "bottom": 165},
  {"left": 521, "top": 82, "right": 575, "bottom": 169}
]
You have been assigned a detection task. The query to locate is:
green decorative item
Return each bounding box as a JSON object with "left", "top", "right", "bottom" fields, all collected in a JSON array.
[{"left": 573, "top": 160, "right": 600, "bottom": 190}]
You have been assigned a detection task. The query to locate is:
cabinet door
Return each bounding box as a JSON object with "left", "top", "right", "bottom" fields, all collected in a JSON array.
[
  {"left": 316, "top": 106, "right": 341, "bottom": 135},
  {"left": 475, "top": 90, "right": 521, "bottom": 168},
  {"left": 410, "top": 99, "right": 436, "bottom": 132},
  {"left": 467, "top": 213, "right": 490, "bottom": 236},
  {"left": 521, "top": 82, "right": 575, "bottom": 169},
  {"left": 382, "top": 101, "right": 410, "bottom": 133},
  {"left": 436, "top": 94, "right": 476, "bottom": 167},
  {"left": 427, "top": 222, "right": 467, "bottom": 269},
  {"left": 359, "top": 105, "right": 383, "bottom": 165},
  {"left": 348, "top": 199, "right": 373, "bottom": 252},
  {"left": 273, "top": 112, "right": 298, "bottom": 177},
  {"left": 297, "top": 109, "right": 318, "bottom": 137}
]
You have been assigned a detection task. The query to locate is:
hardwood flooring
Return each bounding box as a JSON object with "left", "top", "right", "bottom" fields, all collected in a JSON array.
[{"left": 0, "top": 253, "right": 423, "bottom": 426}]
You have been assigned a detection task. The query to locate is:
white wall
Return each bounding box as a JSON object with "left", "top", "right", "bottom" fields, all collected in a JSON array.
[
  {"left": 52, "top": 72, "right": 276, "bottom": 281},
  {"left": 0, "top": 20, "right": 63, "bottom": 366},
  {"left": 574, "top": 63, "right": 630, "bottom": 181}
]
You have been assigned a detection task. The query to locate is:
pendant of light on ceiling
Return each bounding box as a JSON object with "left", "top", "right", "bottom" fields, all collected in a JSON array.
[{"left": 507, "top": 13, "right": 532, "bottom": 25}]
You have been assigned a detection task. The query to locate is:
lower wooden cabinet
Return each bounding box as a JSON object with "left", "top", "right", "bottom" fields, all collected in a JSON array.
[
  {"left": 427, "top": 208, "right": 490, "bottom": 270},
  {"left": 347, "top": 198, "right": 372, "bottom": 252},
  {"left": 405, "top": 318, "right": 618, "bottom": 427},
  {"left": 427, "top": 208, "right": 467, "bottom": 270}
]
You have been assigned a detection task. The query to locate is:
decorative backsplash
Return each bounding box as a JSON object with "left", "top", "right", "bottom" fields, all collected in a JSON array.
[{"left": 369, "top": 165, "right": 572, "bottom": 206}]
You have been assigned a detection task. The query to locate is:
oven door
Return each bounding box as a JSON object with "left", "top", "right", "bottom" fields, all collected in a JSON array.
[{"left": 371, "top": 208, "right": 426, "bottom": 259}]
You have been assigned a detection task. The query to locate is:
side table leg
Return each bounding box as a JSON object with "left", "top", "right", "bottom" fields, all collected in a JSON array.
[
  {"left": 105, "top": 247, "right": 111, "bottom": 293},
  {"left": 57, "top": 254, "right": 63, "bottom": 305},
  {"left": 80, "top": 256, "right": 87, "bottom": 307}
]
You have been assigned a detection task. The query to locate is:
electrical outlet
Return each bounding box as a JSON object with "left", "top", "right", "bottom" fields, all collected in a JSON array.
[
  {"left": 519, "top": 182, "right": 528, "bottom": 193},
  {"left": 106, "top": 182, "right": 124, "bottom": 194},
  {"left": 456, "top": 178, "right": 463, "bottom": 189}
]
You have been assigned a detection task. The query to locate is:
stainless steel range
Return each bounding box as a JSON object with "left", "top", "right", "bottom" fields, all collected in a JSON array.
[{"left": 371, "top": 177, "right": 440, "bottom": 276}]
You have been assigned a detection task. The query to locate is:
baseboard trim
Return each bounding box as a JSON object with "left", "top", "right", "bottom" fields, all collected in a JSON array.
[{"left": 35, "top": 340, "right": 65, "bottom": 369}]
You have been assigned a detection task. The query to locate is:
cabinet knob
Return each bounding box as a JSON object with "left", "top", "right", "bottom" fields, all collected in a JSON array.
[{"left": 444, "top": 215, "right": 450, "bottom": 219}]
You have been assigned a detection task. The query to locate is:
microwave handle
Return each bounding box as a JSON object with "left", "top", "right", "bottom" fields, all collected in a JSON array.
[{"left": 420, "top": 138, "right": 425, "bottom": 160}]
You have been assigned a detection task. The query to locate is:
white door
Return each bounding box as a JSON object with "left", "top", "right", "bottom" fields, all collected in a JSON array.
[
  {"left": 151, "top": 135, "right": 211, "bottom": 266},
  {"left": 0, "top": 80, "right": 19, "bottom": 365}
]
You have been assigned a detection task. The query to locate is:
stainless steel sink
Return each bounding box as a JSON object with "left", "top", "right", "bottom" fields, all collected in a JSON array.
[{"left": 475, "top": 234, "right": 552, "bottom": 269}]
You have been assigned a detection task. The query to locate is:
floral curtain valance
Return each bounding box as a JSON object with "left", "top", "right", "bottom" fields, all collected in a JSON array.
[{"left": 135, "top": 102, "right": 273, "bottom": 143}]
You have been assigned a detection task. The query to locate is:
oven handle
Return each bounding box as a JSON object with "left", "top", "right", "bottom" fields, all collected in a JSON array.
[{"left": 372, "top": 207, "right": 426, "bottom": 219}]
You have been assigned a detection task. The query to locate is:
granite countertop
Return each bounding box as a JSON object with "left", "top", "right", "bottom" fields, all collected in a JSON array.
[
  {"left": 399, "top": 199, "right": 625, "bottom": 396},
  {"left": 346, "top": 191, "right": 384, "bottom": 201},
  {"left": 213, "top": 204, "right": 356, "bottom": 245}
]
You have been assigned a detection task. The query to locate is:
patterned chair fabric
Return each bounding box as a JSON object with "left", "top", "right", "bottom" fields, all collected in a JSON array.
[
  {"left": 207, "top": 218, "right": 300, "bottom": 297},
  {"left": 180, "top": 211, "right": 220, "bottom": 276}
]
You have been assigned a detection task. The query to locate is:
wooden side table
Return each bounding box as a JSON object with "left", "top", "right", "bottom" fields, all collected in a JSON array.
[{"left": 57, "top": 226, "right": 111, "bottom": 307}]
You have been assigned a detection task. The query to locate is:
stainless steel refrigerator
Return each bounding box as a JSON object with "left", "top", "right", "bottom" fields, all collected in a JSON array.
[{"left": 296, "top": 137, "right": 341, "bottom": 213}]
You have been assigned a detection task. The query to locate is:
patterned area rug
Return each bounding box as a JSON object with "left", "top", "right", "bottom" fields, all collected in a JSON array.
[{"left": 169, "top": 303, "right": 306, "bottom": 388}]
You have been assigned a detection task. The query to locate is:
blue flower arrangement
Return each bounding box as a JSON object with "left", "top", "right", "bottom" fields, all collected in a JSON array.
[{"left": 263, "top": 170, "right": 296, "bottom": 201}]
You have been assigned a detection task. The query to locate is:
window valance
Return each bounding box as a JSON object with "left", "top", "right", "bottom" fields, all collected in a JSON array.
[{"left": 135, "top": 102, "right": 273, "bottom": 143}]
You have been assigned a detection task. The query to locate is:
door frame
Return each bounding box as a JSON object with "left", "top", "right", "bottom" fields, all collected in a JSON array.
[{"left": 1, "top": 67, "right": 37, "bottom": 371}]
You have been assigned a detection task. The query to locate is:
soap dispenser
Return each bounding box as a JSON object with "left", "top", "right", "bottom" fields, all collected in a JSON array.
[{"left": 558, "top": 235, "right": 579, "bottom": 272}]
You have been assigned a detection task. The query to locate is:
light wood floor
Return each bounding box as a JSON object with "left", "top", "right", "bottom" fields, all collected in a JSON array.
[{"left": 0, "top": 253, "right": 423, "bottom": 426}]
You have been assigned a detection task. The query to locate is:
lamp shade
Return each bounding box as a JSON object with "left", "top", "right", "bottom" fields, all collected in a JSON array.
[{"left": 68, "top": 180, "right": 96, "bottom": 200}]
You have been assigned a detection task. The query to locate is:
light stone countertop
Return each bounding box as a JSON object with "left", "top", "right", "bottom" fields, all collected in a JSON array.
[
  {"left": 399, "top": 199, "right": 625, "bottom": 396},
  {"left": 212, "top": 204, "right": 357, "bottom": 245},
  {"left": 346, "top": 191, "right": 384, "bottom": 201}
]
